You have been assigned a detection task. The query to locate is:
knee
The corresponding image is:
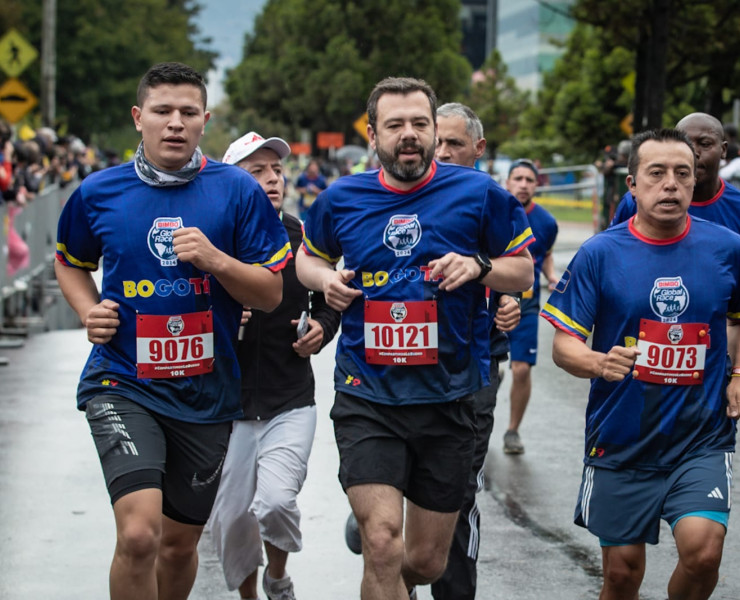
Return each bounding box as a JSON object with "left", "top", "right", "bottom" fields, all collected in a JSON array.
[
  {"left": 254, "top": 491, "right": 298, "bottom": 527},
  {"left": 511, "top": 362, "right": 530, "bottom": 382},
  {"left": 680, "top": 542, "right": 723, "bottom": 577},
  {"left": 405, "top": 546, "right": 448, "bottom": 584},
  {"left": 158, "top": 534, "right": 199, "bottom": 567},
  {"left": 603, "top": 559, "right": 644, "bottom": 592},
  {"left": 117, "top": 521, "right": 160, "bottom": 564},
  {"left": 362, "top": 523, "right": 404, "bottom": 572}
]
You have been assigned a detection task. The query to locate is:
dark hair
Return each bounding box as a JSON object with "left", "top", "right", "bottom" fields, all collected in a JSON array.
[
  {"left": 367, "top": 77, "right": 436, "bottom": 132},
  {"left": 136, "top": 62, "right": 207, "bottom": 108},
  {"left": 508, "top": 158, "right": 538, "bottom": 178},
  {"left": 627, "top": 129, "right": 696, "bottom": 178}
]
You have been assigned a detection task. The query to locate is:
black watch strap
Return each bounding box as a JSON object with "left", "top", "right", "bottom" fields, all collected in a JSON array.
[{"left": 474, "top": 253, "right": 492, "bottom": 282}]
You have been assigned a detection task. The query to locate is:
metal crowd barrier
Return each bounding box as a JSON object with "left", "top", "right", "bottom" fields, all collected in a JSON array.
[{"left": 1, "top": 181, "right": 81, "bottom": 363}]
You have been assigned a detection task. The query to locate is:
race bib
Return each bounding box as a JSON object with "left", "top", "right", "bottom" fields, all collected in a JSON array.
[
  {"left": 364, "top": 300, "right": 438, "bottom": 365},
  {"left": 136, "top": 310, "right": 214, "bottom": 379},
  {"left": 633, "top": 319, "right": 709, "bottom": 385}
]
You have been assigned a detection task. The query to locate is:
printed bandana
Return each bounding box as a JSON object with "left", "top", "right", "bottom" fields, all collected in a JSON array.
[{"left": 134, "top": 142, "right": 203, "bottom": 187}]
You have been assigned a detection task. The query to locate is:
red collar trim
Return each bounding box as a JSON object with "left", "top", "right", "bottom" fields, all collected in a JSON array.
[
  {"left": 628, "top": 214, "right": 692, "bottom": 245},
  {"left": 691, "top": 179, "right": 724, "bottom": 207},
  {"left": 378, "top": 161, "right": 436, "bottom": 193}
]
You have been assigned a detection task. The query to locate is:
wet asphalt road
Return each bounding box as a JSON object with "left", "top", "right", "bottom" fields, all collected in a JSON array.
[{"left": 1, "top": 222, "right": 738, "bottom": 599}]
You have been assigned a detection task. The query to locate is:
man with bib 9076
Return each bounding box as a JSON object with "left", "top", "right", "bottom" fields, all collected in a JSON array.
[
  {"left": 542, "top": 128, "right": 740, "bottom": 600},
  {"left": 54, "top": 62, "right": 290, "bottom": 600},
  {"left": 296, "top": 76, "right": 534, "bottom": 600}
]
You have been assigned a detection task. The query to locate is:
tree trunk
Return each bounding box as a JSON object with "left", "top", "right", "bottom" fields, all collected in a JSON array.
[
  {"left": 646, "top": 0, "right": 671, "bottom": 129},
  {"left": 633, "top": 27, "right": 649, "bottom": 133}
]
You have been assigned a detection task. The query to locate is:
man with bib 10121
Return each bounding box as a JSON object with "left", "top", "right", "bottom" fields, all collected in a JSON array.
[{"left": 296, "top": 76, "right": 534, "bottom": 600}]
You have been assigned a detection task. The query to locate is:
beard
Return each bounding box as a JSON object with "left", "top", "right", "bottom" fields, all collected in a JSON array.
[{"left": 376, "top": 138, "right": 436, "bottom": 182}]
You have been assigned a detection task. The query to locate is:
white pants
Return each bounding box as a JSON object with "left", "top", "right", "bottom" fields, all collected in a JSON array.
[{"left": 208, "top": 405, "right": 317, "bottom": 591}]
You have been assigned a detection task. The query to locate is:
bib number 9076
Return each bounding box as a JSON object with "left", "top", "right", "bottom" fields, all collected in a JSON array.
[{"left": 136, "top": 311, "right": 214, "bottom": 379}]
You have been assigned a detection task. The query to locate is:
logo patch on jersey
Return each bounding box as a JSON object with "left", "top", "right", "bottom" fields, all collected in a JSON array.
[
  {"left": 148, "top": 217, "right": 182, "bottom": 266},
  {"left": 383, "top": 214, "right": 421, "bottom": 257},
  {"left": 167, "top": 316, "right": 185, "bottom": 336},
  {"left": 650, "top": 277, "right": 689, "bottom": 322},
  {"left": 667, "top": 324, "right": 684, "bottom": 344},
  {"left": 390, "top": 302, "right": 408, "bottom": 323}
]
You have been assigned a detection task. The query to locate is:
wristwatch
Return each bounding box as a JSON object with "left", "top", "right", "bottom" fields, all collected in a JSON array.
[{"left": 473, "top": 253, "right": 492, "bottom": 282}]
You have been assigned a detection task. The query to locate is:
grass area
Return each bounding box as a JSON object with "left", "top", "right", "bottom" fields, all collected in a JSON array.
[{"left": 537, "top": 195, "right": 597, "bottom": 224}]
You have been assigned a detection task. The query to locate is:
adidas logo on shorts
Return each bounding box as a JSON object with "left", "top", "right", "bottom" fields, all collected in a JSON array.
[{"left": 707, "top": 487, "right": 725, "bottom": 499}]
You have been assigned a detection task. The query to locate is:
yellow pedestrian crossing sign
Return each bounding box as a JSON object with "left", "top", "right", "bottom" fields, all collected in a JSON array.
[
  {"left": 0, "top": 78, "right": 38, "bottom": 123},
  {"left": 0, "top": 29, "right": 38, "bottom": 78},
  {"left": 353, "top": 113, "right": 370, "bottom": 143}
]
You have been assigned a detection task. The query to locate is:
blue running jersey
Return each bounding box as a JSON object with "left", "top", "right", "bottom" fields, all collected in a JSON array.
[
  {"left": 56, "top": 159, "right": 291, "bottom": 423},
  {"left": 519, "top": 202, "right": 558, "bottom": 315},
  {"left": 542, "top": 217, "right": 740, "bottom": 470},
  {"left": 302, "top": 161, "right": 534, "bottom": 405},
  {"left": 611, "top": 179, "right": 740, "bottom": 234}
]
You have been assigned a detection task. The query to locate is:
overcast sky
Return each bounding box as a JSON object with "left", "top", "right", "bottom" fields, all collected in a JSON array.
[{"left": 196, "top": 0, "right": 266, "bottom": 105}]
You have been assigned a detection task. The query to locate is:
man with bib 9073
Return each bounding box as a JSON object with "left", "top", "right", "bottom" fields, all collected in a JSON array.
[
  {"left": 296, "top": 76, "right": 534, "bottom": 600},
  {"left": 542, "top": 128, "right": 740, "bottom": 600}
]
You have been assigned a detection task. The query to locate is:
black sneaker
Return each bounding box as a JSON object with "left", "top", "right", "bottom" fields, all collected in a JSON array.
[{"left": 345, "top": 511, "right": 362, "bottom": 554}]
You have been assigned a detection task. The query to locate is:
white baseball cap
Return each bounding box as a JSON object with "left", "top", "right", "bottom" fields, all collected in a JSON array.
[{"left": 222, "top": 131, "right": 291, "bottom": 165}]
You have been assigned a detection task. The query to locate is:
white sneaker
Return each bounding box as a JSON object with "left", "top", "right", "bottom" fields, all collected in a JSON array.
[{"left": 262, "top": 570, "right": 296, "bottom": 600}]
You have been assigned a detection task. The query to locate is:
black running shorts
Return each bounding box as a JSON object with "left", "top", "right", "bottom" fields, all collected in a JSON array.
[
  {"left": 331, "top": 391, "right": 476, "bottom": 513},
  {"left": 85, "top": 395, "right": 231, "bottom": 525}
]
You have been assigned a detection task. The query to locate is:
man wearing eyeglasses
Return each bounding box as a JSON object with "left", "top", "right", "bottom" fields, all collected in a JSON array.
[{"left": 503, "top": 159, "right": 559, "bottom": 455}]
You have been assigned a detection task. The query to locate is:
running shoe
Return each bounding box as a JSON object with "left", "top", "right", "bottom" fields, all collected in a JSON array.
[
  {"left": 345, "top": 511, "right": 362, "bottom": 554},
  {"left": 262, "top": 570, "right": 296, "bottom": 600},
  {"left": 503, "top": 429, "right": 524, "bottom": 454}
]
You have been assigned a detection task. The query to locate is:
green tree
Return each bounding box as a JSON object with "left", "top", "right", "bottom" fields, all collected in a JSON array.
[
  {"left": 572, "top": 0, "right": 740, "bottom": 130},
  {"left": 457, "top": 49, "right": 530, "bottom": 157},
  {"left": 6, "top": 0, "right": 216, "bottom": 146},
  {"left": 225, "top": 0, "right": 471, "bottom": 145},
  {"left": 512, "top": 23, "right": 633, "bottom": 163}
]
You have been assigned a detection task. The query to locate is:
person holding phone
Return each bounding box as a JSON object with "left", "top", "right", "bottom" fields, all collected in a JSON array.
[{"left": 208, "top": 132, "right": 341, "bottom": 600}]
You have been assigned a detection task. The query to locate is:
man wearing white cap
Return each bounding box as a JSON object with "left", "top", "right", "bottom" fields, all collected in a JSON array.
[{"left": 209, "top": 132, "right": 341, "bottom": 600}]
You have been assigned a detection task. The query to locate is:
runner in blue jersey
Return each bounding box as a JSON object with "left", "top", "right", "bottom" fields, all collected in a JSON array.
[
  {"left": 502, "top": 158, "right": 559, "bottom": 455},
  {"left": 542, "top": 128, "right": 740, "bottom": 600},
  {"left": 611, "top": 112, "right": 740, "bottom": 234},
  {"left": 54, "top": 62, "right": 289, "bottom": 600},
  {"left": 296, "top": 77, "right": 534, "bottom": 600},
  {"left": 431, "top": 102, "right": 522, "bottom": 600}
]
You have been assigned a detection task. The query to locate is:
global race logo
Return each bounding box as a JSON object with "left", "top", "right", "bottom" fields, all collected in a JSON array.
[
  {"left": 650, "top": 277, "right": 689, "bottom": 322},
  {"left": 166, "top": 316, "right": 185, "bottom": 336},
  {"left": 390, "top": 303, "right": 408, "bottom": 323},
  {"left": 148, "top": 217, "right": 182, "bottom": 266},
  {"left": 383, "top": 214, "right": 421, "bottom": 257}
]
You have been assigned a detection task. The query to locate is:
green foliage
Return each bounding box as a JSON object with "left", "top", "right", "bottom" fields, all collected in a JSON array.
[
  {"left": 456, "top": 50, "right": 530, "bottom": 156},
  {"left": 225, "top": 0, "right": 471, "bottom": 144},
  {"left": 516, "top": 23, "right": 633, "bottom": 163},
  {"left": 572, "top": 0, "right": 740, "bottom": 125},
  {"left": 9, "top": 0, "right": 216, "bottom": 146}
]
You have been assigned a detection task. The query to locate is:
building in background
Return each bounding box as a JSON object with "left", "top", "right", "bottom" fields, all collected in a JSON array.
[
  {"left": 460, "top": 0, "right": 496, "bottom": 71},
  {"left": 496, "top": 0, "right": 575, "bottom": 94}
]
